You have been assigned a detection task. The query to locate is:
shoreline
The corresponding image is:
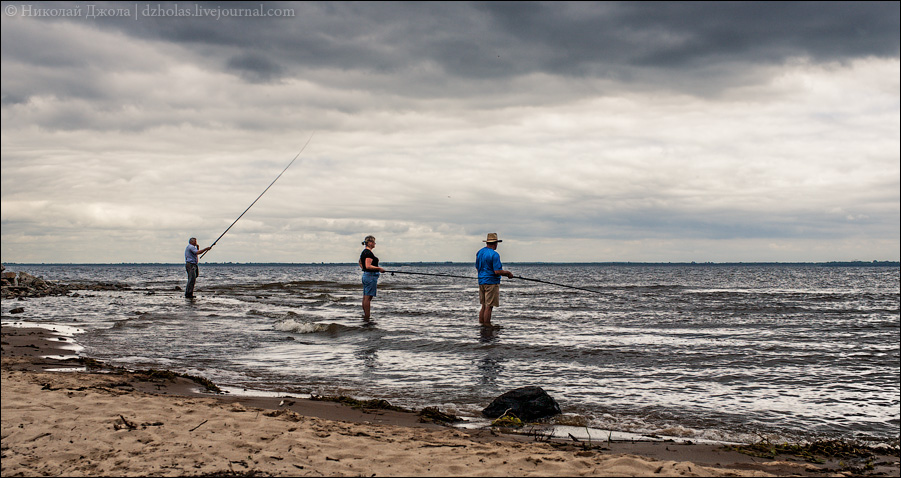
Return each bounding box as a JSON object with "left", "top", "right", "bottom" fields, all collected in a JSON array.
[{"left": 3, "top": 324, "right": 898, "bottom": 476}]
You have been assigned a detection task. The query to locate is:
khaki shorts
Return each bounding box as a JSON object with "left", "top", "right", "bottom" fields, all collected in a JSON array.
[{"left": 479, "top": 284, "right": 500, "bottom": 307}]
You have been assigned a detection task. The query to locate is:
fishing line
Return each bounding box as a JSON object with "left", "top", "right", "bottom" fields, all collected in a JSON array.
[
  {"left": 200, "top": 133, "right": 315, "bottom": 259},
  {"left": 385, "top": 269, "right": 604, "bottom": 294}
]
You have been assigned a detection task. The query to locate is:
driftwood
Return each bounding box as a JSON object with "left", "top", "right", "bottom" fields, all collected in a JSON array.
[{"left": 189, "top": 419, "right": 209, "bottom": 432}]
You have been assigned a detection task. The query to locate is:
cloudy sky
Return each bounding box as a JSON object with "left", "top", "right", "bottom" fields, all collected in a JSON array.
[{"left": 2, "top": 1, "right": 899, "bottom": 264}]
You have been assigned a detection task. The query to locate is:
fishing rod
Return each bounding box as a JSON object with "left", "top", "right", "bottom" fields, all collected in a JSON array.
[
  {"left": 384, "top": 270, "right": 473, "bottom": 280},
  {"left": 511, "top": 276, "right": 605, "bottom": 294},
  {"left": 385, "top": 269, "right": 604, "bottom": 294},
  {"left": 200, "top": 133, "right": 314, "bottom": 259}
]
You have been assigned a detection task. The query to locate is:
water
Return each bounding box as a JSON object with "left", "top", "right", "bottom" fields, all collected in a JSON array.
[{"left": 2, "top": 263, "right": 898, "bottom": 446}]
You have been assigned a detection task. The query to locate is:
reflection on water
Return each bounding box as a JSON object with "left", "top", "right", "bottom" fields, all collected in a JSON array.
[
  {"left": 479, "top": 326, "right": 499, "bottom": 344},
  {"left": 477, "top": 326, "right": 503, "bottom": 387},
  {"left": 357, "top": 320, "right": 381, "bottom": 371}
]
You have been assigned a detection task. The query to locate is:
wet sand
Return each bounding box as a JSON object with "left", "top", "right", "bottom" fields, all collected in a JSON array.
[{"left": 2, "top": 324, "right": 896, "bottom": 477}]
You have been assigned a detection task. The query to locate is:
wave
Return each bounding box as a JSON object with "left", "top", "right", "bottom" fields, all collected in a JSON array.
[
  {"left": 209, "top": 280, "right": 360, "bottom": 295},
  {"left": 274, "top": 317, "right": 368, "bottom": 335}
]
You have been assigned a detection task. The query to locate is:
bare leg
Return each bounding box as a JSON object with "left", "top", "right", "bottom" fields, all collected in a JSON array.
[
  {"left": 362, "top": 295, "right": 373, "bottom": 319},
  {"left": 479, "top": 304, "right": 493, "bottom": 326}
]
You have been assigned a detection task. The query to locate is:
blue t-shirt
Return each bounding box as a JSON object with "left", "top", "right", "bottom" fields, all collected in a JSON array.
[
  {"left": 475, "top": 247, "right": 503, "bottom": 285},
  {"left": 185, "top": 244, "right": 199, "bottom": 264}
]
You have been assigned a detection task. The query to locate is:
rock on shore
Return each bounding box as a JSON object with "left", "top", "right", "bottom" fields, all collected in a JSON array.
[
  {"left": 1, "top": 265, "right": 132, "bottom": 300},
  {"left": 482, "top": 386, "right": 562, "bottom": 421},
  {"left": 1, "top": 265, "right": 71, "bottom": 299}
]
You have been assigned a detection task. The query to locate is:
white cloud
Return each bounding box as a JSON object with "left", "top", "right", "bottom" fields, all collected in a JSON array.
[{"left": 2, "top": 5, "right": 898, "bottom": 263}]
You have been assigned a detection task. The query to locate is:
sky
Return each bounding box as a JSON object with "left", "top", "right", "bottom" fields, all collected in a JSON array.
[{"left": 2, "top": 1, "right": 899, "bottom": 264}]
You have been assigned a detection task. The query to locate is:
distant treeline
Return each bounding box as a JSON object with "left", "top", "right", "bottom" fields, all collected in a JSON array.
[{"left": 5, "top": 261, "right": 899, "bottom": 267}]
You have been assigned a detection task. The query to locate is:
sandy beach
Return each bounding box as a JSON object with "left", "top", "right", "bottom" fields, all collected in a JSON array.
[{"left": 2, "top": 325, "right": 896, "bottom": 477}]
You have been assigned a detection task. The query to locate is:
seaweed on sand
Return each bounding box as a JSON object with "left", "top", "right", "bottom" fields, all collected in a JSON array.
[
  {"left": 132, "top": 368, "right": 223, "bottom": 394},
  {"left": 418, "top": 406, "right": 461, "bottom": 424},
  {"left": 309, "top": 394, "right": 413, "bottom": 413},
  {"left": 309, "top": 395, "right": 461, "bottom": 425},
  {"left": 63, "top": 357, "right": 222, "bottom": 393},
  {"left": 727, "top": 438, "right": 900, "bottom": 474}
]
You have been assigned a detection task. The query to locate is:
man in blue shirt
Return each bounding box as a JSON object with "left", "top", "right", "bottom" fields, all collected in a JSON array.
[
  {"left": 184, "top": 237, "right": 212, "bottom": 299},
  {"left": 475, "top": 233, "right": 513, "bottom": 326}
]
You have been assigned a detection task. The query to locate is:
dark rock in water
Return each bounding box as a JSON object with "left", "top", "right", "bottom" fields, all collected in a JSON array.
[
  {"left": 482, "top": 386, "right": 562, "bottom": 421},
  {"left": 10, "top": 307, "right": 25, "bottom": 314}
]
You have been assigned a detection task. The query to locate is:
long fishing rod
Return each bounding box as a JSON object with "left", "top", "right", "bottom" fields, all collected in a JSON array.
[
  {"left": 384, "top": 270, "right": 473, "bottom": 280},
  {"left": 385, "top": 269, "right": 604, "bottom": 294},
  {"left": 511, "top": 276, "right": 605, "bottom": 294},
  {"left": 200, "top": 133, "right": 314, "bottom": 259}
]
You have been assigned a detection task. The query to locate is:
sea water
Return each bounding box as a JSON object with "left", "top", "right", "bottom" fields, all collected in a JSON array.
[{"left": 2, "top": 263, "right": 898, "bottom": 446}]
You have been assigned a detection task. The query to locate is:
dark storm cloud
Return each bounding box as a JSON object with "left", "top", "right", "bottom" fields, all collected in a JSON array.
[
  {"left": 80, "top": 2, "right": 901, "bottom": 75},
  {"left": 479, "top": 2, "right": 900, "bottom": 68},
  {"left": 225, "top": 52, "right": 285, "bottom": 82},
  {"left": 12, "top": 2, "right": 897, "bottom": 86},
  {"left": 2, "top": 1, "right": 898, "bottom": 263}
]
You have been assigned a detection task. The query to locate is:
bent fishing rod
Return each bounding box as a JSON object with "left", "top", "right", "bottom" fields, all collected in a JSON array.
[
  {"left": 384, "top": 269, "right": 604, "bottom": 294},
  {"left": 200, "top": 134, "right": 314, "bottom": 259}
]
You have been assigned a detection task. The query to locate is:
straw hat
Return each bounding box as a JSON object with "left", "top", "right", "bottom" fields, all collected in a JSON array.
[{"left": 483, "top": 233, "right": 502, "bottom": 243}]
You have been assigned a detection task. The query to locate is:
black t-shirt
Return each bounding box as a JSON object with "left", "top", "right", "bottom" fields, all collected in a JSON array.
[{"left": 360, "top": 249, "right": 379, "bottom": 270}]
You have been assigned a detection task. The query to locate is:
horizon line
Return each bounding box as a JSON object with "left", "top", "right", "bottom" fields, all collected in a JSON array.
[{"left": 3, "top": 260, "right": 899, "bottom": 266}]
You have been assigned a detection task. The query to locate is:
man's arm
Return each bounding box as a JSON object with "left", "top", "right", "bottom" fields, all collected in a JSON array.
[{"left": 492, "top": 254, "right": 512, "bottom": 278}]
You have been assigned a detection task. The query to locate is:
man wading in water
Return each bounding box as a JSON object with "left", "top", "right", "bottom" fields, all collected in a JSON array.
[
  {"left": 475, "top": 233, "right": 513, "bottom": 326},
  {"left": 184, "top": 237, "right": 212, "bottom": 299}
]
